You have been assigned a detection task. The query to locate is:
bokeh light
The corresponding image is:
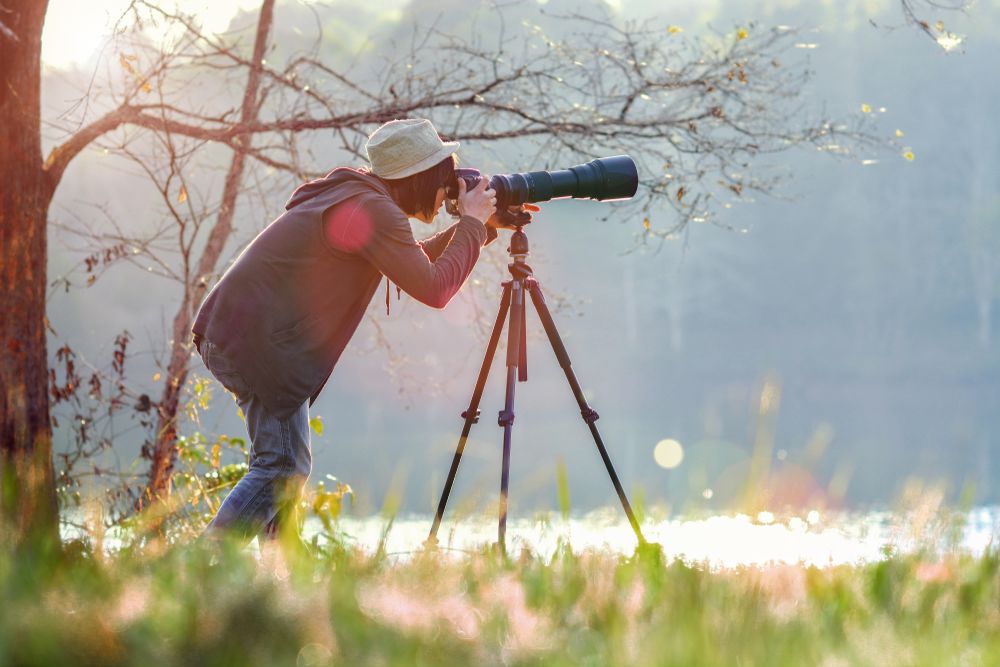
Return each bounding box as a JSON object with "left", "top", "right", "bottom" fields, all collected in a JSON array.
[{"left": 653, "top": 438, "right": 684, "bottom": 469}]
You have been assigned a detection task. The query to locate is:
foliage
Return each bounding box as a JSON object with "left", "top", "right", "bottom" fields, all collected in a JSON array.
[
  {"left": 50, "top": 331, "right": 154, "bottom": 525},
  {"left": 50, "top": 339, "right": 351, "bottom": 543},
  {"left": 2, "top": 529, "right": 1000, "bottom": 666}
]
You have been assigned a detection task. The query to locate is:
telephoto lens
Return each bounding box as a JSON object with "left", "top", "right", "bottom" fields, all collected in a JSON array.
[{"left": 445, "top": 155, "right": 638, "bottom": 211}]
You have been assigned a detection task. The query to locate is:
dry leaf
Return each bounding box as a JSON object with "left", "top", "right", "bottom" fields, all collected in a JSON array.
[
  {"left": 119, "top": 53, "right": 136, "bottom": 75},
  {"left": 178, "top": 186, "right": 188, "bottom": 204}
]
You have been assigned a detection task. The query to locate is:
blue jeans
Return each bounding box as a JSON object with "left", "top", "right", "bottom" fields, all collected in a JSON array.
[{"left": 198, "top": 339, "right": 312, "bottom": 544}]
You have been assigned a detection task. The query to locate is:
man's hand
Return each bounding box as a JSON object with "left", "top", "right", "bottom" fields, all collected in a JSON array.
[
  {"left": 486, "top": 203, "right": 541, "bottom": 230},
  {"left": 456, "top": 176, "right": 497, "bottom": 224}
]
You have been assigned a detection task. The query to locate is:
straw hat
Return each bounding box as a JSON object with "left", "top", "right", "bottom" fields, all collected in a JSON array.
[{"left": 365, "top": 118, "right": 460, "bottom": 179}]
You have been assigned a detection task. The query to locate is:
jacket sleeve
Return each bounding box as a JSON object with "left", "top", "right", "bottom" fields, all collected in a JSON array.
[
  {"left": 336, "top": 195, "right": 487, "bottom": 309},
  {"left": 419, "top": 222, "right": 498, "bottom": 260}
]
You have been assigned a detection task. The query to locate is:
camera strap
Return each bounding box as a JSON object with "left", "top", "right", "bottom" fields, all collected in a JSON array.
[{"left": 384, "top": 276, "right": 401, "bottom": 316}]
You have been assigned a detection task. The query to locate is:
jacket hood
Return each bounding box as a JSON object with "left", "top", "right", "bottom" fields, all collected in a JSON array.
[{"left": 285, "top": 167, "right": 391, "bottom": 211}]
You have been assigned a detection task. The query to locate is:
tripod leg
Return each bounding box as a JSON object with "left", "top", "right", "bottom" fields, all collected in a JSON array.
[
  {"left": 498, "top": 279, "right": 525, "bottom": 553},
  {"left": 526, "top": 279, "right": 647, "bottom": 546},
  {"left": 427, "top": 283, "right": 512, "bottom": 544},
  {"left": 518, "top": 292, "right": 528, "bottom": 382}
]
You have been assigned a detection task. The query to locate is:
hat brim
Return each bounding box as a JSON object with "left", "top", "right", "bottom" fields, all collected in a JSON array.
[{"left": 376, "top": 141, "right": 460, "bottom": 180}]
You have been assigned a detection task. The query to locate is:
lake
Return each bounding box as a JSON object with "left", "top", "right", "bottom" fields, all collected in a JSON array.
[{"left": 322, "top": 505, "right": 1000, "bottom": 567}]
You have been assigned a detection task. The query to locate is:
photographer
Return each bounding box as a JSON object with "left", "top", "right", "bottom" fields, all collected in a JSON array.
[{"left": 191, "top": 118, "right": 528, "bottom": 546}]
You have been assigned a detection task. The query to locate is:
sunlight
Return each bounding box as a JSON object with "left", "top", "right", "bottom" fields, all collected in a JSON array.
[
  {"left": 936, "top": 32, "right": 965, "bottom": 52},
  {"left": 42, "top": 0, "right": 126, "bottom": 70},
  {"left": 653, "top": 438, "right": 684, "bottom": 469},
  {"left": 42, "top": 0, "right": 265, "bottom": 70}
]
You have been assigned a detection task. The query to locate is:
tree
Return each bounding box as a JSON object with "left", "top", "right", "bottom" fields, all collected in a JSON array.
[
  {"left": 138, "top": 0, "right": 277, "bottom": 506},
  {"left": 1, "top": 0, "right": 962, "bottom": 541},
  {"left": 1, "top": 0, "right": 57, "bottom": 544}
]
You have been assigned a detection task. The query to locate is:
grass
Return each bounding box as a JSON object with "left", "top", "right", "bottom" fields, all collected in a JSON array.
[{"left": 3, "top": 526, "right": 1000, "bottom": 667}]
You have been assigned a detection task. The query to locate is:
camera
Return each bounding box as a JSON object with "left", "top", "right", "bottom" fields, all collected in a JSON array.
[{"left": 444, "top": 155, "right": 639, "bottom": 216}]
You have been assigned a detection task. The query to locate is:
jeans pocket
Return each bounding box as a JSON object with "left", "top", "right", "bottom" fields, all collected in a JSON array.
[{"left": 202, "top": 340, "right": 252, "bottom": 400}]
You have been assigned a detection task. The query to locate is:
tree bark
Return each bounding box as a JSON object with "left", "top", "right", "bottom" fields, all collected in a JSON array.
[
  {"left": 0, "top": 0, "right": 58, "bottom": 544},
  {"left": 143, "top": 0, "right": 275, "bottom": 504},
  {"left": 142, "top": 293, "right": 195, "bottom": 506}
]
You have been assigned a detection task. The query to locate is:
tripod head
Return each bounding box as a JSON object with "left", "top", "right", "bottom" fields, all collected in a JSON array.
[
  {"left": 504, "top": 213, "right": 533, "bottom": 280},
  {"left": 496, "top": 206, "right": 533, "bottom": 229},
  {"left": 508, "top": 224, "right": 529, "bottom": 252}
]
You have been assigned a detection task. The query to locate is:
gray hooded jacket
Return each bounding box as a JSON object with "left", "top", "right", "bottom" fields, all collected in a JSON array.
[{"left": 192, "top": 168, "right": 489, "bottom": 418}]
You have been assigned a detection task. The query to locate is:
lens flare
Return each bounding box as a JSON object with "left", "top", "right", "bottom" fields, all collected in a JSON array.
[{"left": 653, "top": 438, "right": 684, "bottom": 469}]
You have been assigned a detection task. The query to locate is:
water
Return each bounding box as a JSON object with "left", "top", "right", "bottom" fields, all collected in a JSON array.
[
  {"left": 321, "top": 506, "right": 1000, "bottom": 568},
  {"left": 61, "top": 506, "right": 1000, "bottom": 567}
]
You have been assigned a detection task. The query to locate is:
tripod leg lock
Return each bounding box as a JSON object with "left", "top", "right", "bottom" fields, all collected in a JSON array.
[
  {"left": 498, "top": 410, "right": 515, "bottom": 427},
  {"left": 462, "top": 409, "right": 481, "bottom": 424},
  {"left": 581, "top": 408, "right": 600, "bottom": 424}
]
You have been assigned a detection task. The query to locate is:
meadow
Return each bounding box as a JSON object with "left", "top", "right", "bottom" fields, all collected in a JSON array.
[{"left": 3, "top": 517, "right": 1000, "bottom": 667}]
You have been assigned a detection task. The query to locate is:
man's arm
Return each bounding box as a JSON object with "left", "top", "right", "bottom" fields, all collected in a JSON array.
[
  {"left": 329, "top": 195, "right": 487, "bottom": 309},
  {"left": 418, "top": 221, "right": 497, "bottom": 261}
]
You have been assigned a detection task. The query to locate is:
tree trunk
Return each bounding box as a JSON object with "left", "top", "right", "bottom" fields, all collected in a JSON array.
[
  {"left": 143, "top": 0, "right": 275, "bottom": 505},
  {"left": 0, "top": 0, "right": 58, "bottom": 544},
  {"left": 142, "top": 293, "right": 195, "bottom": 505}
]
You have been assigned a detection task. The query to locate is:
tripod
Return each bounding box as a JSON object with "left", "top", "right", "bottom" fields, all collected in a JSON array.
[{"left": 427, "top": 221, "right": 647, "bottom": 553}]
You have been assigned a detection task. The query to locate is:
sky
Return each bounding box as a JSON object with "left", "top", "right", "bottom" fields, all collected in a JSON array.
[
  {"left": 42, "top": 0, "right": 264, "bottom": 70},
  {"left": 39, "top": 0, "right": 962, "bottom": 70},
  {"left": 38, "top": 0, "right": 726, "bottom": 70}
]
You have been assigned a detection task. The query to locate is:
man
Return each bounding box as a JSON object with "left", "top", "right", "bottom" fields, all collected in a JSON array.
[{"left": 192, "top": 118, "right": 520, "bottom": 545}]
